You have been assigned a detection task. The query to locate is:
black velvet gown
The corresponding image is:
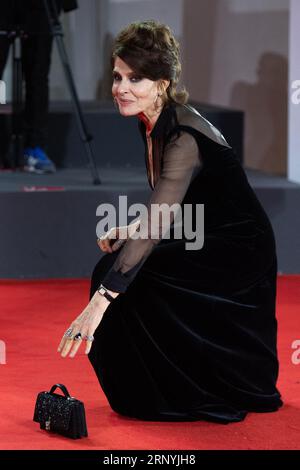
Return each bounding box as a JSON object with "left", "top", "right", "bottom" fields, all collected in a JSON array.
[{"left": 88, "top": 102, "right": 283, "bottom": 423}]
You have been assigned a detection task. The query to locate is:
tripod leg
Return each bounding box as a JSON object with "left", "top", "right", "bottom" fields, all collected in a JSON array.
[
  {"left": 12, "top": 37, "right": 23, "bottom": 169},
  {"left": 0, "top": 35, "right": 11, "bottom": 168},
  {"left": 43, "top": 0, "right": 101, "bottom": 185}
]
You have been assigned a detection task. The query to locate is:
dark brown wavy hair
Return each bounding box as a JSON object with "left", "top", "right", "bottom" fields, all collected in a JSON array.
[{"left": 111, "top": 19, "right": 189, "bottom": 106}]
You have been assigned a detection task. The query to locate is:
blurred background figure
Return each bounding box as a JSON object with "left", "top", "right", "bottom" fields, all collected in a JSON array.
[{"left": 0, "top": 0, "right": 77, "bottom": 173}]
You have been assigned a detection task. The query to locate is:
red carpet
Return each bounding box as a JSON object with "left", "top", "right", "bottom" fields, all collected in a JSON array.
[{"left": 0, "top": 276, "right": 299, "bottom": 450}]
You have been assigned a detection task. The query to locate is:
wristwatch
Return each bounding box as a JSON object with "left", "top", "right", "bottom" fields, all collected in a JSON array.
[{"left": 97, "top": 284, "right": 115, "bottom": 303}]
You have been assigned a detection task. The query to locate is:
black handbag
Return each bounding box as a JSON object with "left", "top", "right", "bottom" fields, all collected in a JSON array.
[{"left": 33, "top": 383, "right": 88, "bottom": 439}]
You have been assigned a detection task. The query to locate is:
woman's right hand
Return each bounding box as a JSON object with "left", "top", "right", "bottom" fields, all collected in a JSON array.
[
  {"left": 97, "top": 219, "right": 141, "bottom": 253},
  {"left": 97, "top": 226, "right": 128, "bottom": 253}
]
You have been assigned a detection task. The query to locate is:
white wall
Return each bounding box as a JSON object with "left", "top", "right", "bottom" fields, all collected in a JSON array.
[
  {"left": 108, "top": 0, "right": 183, "bottom": 36},
  {"left": 182, "top": 0, "right": 289, "bottom": 175},
  {"left": 228, "top": 0, "right": 289, "bottom": 12},
  {"left": 288, "top": 0, "right": 300, "bottom": 184}
]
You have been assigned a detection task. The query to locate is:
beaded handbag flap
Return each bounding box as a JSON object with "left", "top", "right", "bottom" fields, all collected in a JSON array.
[{"left": 33, "top": 391, "right": 76, "bottom": 431}]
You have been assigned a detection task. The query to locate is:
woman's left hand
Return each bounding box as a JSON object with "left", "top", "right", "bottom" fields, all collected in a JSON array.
[{"left": 57, "top": 291, "right": 112, "bottom": 358}]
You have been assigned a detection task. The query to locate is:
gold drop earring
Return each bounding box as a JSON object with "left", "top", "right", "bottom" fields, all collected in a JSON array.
[{"left": 154, "top": 92, "right": 163, "bottom": 112}]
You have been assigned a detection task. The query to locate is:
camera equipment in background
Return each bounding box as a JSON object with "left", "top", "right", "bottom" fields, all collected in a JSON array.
[{"left": 0, "top": 0, "right": 101, "bottom": 184}]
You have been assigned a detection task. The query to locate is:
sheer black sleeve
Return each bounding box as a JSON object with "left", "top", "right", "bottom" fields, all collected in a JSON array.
[{"left": 101, "top": 131, "right": 202, "bottom": 293}]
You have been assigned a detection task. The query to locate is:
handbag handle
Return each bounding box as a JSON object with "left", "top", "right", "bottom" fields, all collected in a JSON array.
[{"left": 49, "top": 383, "right": 71, "bottom": 398}]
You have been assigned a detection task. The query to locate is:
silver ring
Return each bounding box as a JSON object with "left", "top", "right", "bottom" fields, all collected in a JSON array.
[
  {"left": 73, "top": 333, "right": 82, "bottom": 342},
  {"left": 64, "top": 327, "right": 73, "bottom": 338},
  {"left": 84, "top": 335, "right": 94, "bottom": 342}
]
